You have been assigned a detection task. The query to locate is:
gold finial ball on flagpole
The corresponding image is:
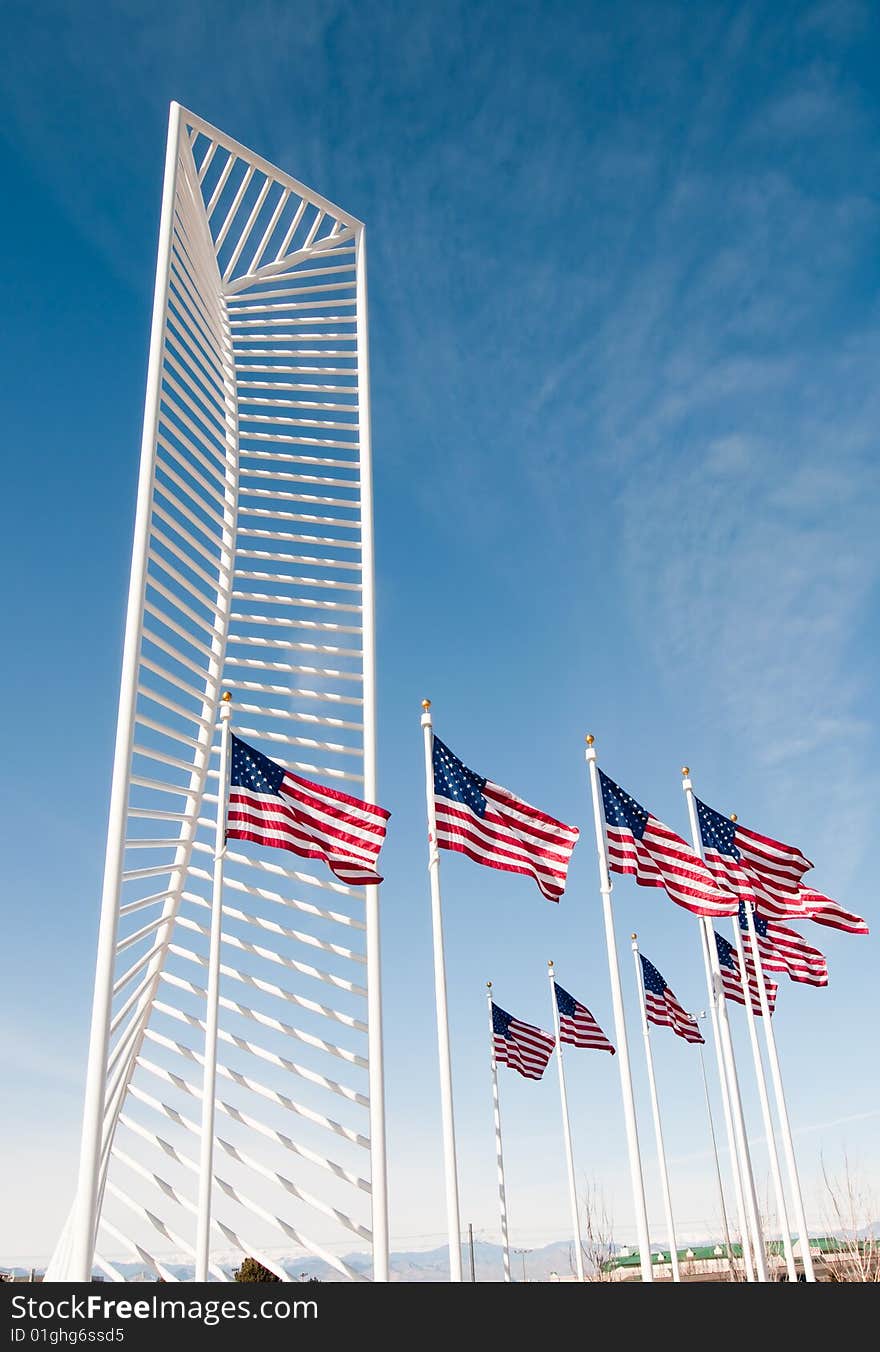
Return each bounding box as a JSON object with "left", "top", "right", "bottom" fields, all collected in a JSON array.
[
  {"left": 586, "top": 733, "right": 595, "bottom": 746},
  {"left": 421, "top": 698, "right": 431, "bottom": 710},
  {"left": 730, "top": 813, "right": 738, "bottom": 822},
  {"left": 486, "top": 981, "right": 493, "bottom": 990},
  {"left": 631, "top": 932, "right": 638, "bottom": 941},
  {"left": 221, "top": 691, "right": 232, "bottom": 702},
  {"left": 681, "top": 766, "right": 689, "bottom": 776},
  {"left": 548, "top": 958, "right": 554, "bottom": 967}
]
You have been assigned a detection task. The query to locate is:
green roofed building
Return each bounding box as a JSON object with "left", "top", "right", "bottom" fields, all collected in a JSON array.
[{"left": 602, "top": 1238, "right": 862, "bottom": 1282}]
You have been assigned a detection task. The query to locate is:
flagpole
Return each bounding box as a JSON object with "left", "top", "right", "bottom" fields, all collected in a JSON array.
[
  {"left": 695, "top": 916, "right": 755, "bottom": 1281},
  {"left": 420, "top": 700, "right": 463, "bottom": 1283},
  {"left": 729, "top": 914, "right": 798, "bottom": 1281},
  {"left": 695, "top": 1016, "right": 736, "bottom": 1274},
  {"left": 547, "top": 963, "right": 585, "bottom": 1282},
  {"left": 584, "top": 736, "right": 653, "bottom": 1283},
  {"left": 630, "top": 935, "right": 681, "bottom": 1282},
  {"left": 194, "top": 691, "right": 233, "bottom": 1282},
  {"left": 682, "top": 771, "right": 768, "bottom": 1282},
  {"left": 486, "top": 983, "right": 512, "bottom": 1283},
  {"left": 738, "top": 870, "right": 816, "bottom": 1282}
]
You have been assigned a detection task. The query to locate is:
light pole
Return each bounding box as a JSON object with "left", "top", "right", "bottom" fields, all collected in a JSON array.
[{"left": 513, "top": 1247, "right": 532, "bottom": 1282}]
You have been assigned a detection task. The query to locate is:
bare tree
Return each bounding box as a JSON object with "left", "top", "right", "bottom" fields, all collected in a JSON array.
[
  {"left": 574, "top": 1178, "right": 617, "bottom": 1281},
  {"left": 821, "top": 1152, "right": 880, "bottom": 1283}
]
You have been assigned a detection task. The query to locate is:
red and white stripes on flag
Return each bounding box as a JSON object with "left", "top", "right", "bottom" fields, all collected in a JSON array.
[
  {"left": 696, "top": 798, "right": 811, "bottom": 921},
  {"left": 598, "top": 770, "right": 737, "bottom": 917},
  {"left": 723, "top": 959, "right": 777, "bottom": 1018},
  {"left": 639, "top": 954, "right": 704, "bottom": 1044},
  {"left": 715, "top": 929, "right": 777, "bottom": 1017},
  {"left": 798, "top": 888, "right": 869, "bottom": 936},
  {"left": 227, "top": 734, "right": 390, "bottom": 887},
  {"left": 432, "top": 736, "right": 579, "bottom": 902},
  {"left": 554, "top": 982, "right": 615, "bottom": 1054},
  {"left": 491, "top": 1002, "right": 556, "bottom": 1080},
  {"left": 744, "top": 909, "right": 828, "bottom": 987}
]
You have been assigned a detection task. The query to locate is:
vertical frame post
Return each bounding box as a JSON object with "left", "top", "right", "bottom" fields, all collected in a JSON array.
[
  {"left": 69, "top": 102, "right": 183, "bottom": 1283},
  {"left": 355, "top": 226, "right": 390, "bottom": 1283}
]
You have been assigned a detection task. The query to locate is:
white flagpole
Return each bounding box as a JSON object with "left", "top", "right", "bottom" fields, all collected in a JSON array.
[
  {"left": 694, "top": 915, "right": 755, "bottom": 1281},
  {"left": 729, "top": 913, "right": 798, "bottom": 1281},
  {"left": 695, "top": 1017, "right": 736, "bottom": 1273},
  {"left": 738, "top": 867, "right": 816, "bottom": 1282},
  {"left": 486, "top": 983, "right": 512, "bottom": 1283},
  {"left": 584, "top": 736, "right": 653, "bottom": 1283},
  {"left": 682, "top": 771, "right": 768, "bottom": 1282},
  {"left": 547, "top": 963, "right": 585, "bottom": 1282},
  {"left": 630, "top": 934, "right": 681, "bottom": 1282},
  {"left": 420, "top": 700, "right": 463, "bottom": 1283},
  {"left": 195, "top": 691, "right": 233, "bottom": 1282}
]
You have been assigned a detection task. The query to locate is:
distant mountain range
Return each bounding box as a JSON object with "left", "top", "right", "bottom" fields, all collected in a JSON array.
[
  {"left": 7, "top": 1225, "right": 876, "bottom": 1282},
  {"left": 2, "top": 1238, "right": 591, "bottom": 1284}
]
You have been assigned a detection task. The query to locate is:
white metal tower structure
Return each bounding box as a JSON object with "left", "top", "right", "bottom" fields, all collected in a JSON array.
[{"left": 48, "top": 103, "right": 387, "bottom": 1282}]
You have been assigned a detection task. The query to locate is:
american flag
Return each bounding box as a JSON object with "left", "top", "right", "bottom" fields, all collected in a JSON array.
[
  {"left": 226, "top": 734, "right": 390, "bottom": 887},
  {"left": 696, "top": 797, "right": 810, "bottom": 921},
  {"left": 798, "top": 888, "right": 869, "bottom": 936},
  {"left": 491, "top": 1002, "right": 556, "bottom": 1080},
  {"left": 714, "top": 930, "right": 777, "bottom": 1017},
  {"left": 432, "top": 737, "right": 579, "bottom": 902},
  {"left": 740, "top": 903, "right": 828, "bottom": 987},
  {"left": 599, "top": 771, "right": 736, "bottom": 917},
  {"left": 639, "top": 955, "right": 704, "bottom": 1044},
  {"left": 554, "top": 983, "right": 615, "bottom": 1054}
]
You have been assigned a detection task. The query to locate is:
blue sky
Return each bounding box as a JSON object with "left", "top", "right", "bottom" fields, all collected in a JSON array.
[{"left": 1, "top": 0, "right": 878, "bottom": 1263}]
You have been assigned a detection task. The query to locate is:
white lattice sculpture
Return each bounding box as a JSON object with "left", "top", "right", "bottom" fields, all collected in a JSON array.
[{"left": 48, "top": 104, "right": 387, "bottom": 1282}]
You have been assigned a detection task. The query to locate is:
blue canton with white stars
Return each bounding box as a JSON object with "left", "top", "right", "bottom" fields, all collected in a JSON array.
[
  {"left": 491, "top": 1003, "right": 515, "bottom": 1038},
  {"left": 598, "top": 770, "right": 649, "bottom": 839},
  {"left": 739, "top": 900, "right": 768, "bottom": 936},
  {"left": 714, "top": 930, "right": 738, "bottom": 970},
  {"left": 697, "top": 798, "right": 741, "bottom": 860},
  {"left": 230, "top": 735, "right": 286, "bottom": 797},
  {"left": 554, "top": 984, "right": 578, "bottom": 1017},
  {"left": 639, "top": 954, "right": 670, "bottom": 995},
  {"left": 433, "top": 737, "right": 488, "bottom": 816}
]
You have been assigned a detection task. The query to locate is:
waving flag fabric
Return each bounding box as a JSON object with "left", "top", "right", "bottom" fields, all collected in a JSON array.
[
  {"left": 740, "top": 903, "right": 828, "bottom": 987},
  {"left": 639, "top": 955, "right": 704, "bottom": 1044},
  {"left": 714, "top": 930, "right": 777, "bottom": 1017},
  {"left": 227, "top": 734, "right": 390, "bottom": 887},
  {"left": 598, "top": 771, "right": 736, "bottom": 917},
  {"left": 491, "top": 1002, "right": 556, "bottom": 1080},
  {"left": 798, "top": 888, "right": 869, "bottom": 936},
  {"left": 696, "top": 798, "right": 810, "bottom": 920},
  {"left": 555, "top": 983, "right": 615, "bottom": 1054},
  {"left": 432, "top": 737, "right": 579, "bottom": 901}
]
